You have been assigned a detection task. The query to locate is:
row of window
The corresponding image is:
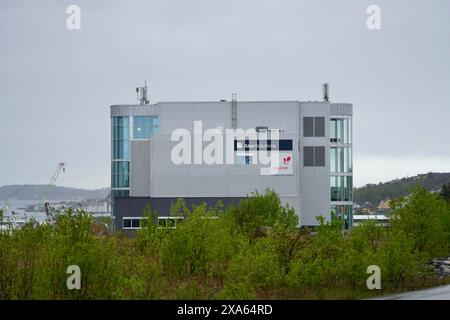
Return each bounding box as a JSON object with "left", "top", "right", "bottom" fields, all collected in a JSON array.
[
  {"left": 123, "top": 217, "right": 184, "bottom": 230},
  {"left": 303, "top": 117, "right": 325, "bottom": 137}
]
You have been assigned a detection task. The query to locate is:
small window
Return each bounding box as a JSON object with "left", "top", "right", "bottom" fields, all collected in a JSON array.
[
  {"left": 314, "top": 146, "right": 325, "bottom": 166},
  {"left": 236, "top": 154, "right": 254, "bottom": 165},
  {"left": 303, "top": 117, "right": 314, "bottom": 137},
  {"left": 303, "top": 147, "right": 314, "bottom": 166},
  {"left": 123, "top": 218, "right": 131, "bottom": 229},
  {"left": 131, "top": 219, "right": 141, "bottom": 228},
  {"left": 314, "top": 117, "right": 325, "bottom": 137}
]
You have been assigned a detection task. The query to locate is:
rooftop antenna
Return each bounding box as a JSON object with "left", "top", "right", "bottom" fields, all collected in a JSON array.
[
  {"left": 322, "top": 83, "right": 330, "bottom": 102},
  {"left": 136, "top": 81, "right": 149, "bottom": 104}
]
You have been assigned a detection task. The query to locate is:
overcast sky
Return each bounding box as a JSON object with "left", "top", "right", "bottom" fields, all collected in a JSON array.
[{"left": 1, "top": 0, "right": 449, "bottom": 189}]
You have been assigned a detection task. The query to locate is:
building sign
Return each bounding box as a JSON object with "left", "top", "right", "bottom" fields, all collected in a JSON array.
[
  {"left": 234, "top": 139, "right": 294, "bottom": 175},
  {"left": 234, "top": 139, "right": 293, "bottom": 151}
]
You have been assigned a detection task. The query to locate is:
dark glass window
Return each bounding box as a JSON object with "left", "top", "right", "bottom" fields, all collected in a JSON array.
[
  {"left": 314, "top": 146, "right": 325, "bottom": 166},
  {"left": 123, "top": 218, "right": 131, "bottom": 229},
  {"left": 303, "top": 146, "right": 314, "bottom": 166},
  {"left": 131, "top": 219, "right": 141, "bottom": 228},
  {"left": 304, "top": 146, "right": 325, "bottom": 167},
  {"left": 314, "top": 117, "right": 325, "bottom": 137},
  {"left": 303, "top": 117, "right": 314, "bottom": 137}
]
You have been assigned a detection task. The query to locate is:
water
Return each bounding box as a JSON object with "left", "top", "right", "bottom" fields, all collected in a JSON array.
[{"left": 1, "top": 199, "right": 72, "bottom": 223}]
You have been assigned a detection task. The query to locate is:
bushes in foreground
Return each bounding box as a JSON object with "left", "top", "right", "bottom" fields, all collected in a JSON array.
[{"left": 1, "top": 187, "right": 450, "bottom": 299}]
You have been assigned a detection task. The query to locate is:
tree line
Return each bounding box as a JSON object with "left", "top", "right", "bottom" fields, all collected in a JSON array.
[{"left": 1, "top": 187, "right": 450, "bottom": 299}]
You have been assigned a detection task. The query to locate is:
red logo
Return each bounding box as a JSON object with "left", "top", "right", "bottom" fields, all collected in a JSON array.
[{"left": 282, "top": 155, "right": 292, "bottom": 165}]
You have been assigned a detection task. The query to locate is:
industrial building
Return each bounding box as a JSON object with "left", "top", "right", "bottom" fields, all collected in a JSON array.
[{"left": 111, "top": 84, "right": 353, "bottom": 231}]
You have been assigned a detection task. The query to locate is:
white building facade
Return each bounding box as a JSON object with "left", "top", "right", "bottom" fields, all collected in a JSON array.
[{"left": 111, "top": 87, "right": 353, "bottom": 231}]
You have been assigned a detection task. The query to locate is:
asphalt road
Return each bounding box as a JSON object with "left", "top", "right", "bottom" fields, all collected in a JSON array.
[{"left": 375, "top": 284, "right": 450, "bottom": 300}]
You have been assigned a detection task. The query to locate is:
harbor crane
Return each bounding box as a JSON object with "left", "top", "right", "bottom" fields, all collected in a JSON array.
[{"left": 36, "top": 162, "right": 67, "bottom": 219}]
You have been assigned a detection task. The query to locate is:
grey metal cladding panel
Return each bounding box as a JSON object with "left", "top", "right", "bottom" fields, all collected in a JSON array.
[
  {"left": 236, "top": 101, "right": 299, "bottom": 132},
  {"left": 159, "top": 102, "right": 231, "bottom": 133},
  {"left": 330, "top": 103, "right": 353, "bottom": 116},
  {"left": 130, "top": 140, "right": 151, "bottom": 197},
  {"left": 110, "top": 104, "right": 159, "bottom": 117}
]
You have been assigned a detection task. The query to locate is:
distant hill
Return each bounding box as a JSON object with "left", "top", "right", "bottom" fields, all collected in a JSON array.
[
  {"left": 354, "top": 172, "right": 450, "bottom": 206},
  {"left": 0, "top": 184, "right": 110, "bottom": 201}
]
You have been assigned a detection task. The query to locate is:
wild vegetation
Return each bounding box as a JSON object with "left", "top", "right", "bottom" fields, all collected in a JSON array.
[{"left": 1, "top": 187, "right": 450, "bottom": 300}]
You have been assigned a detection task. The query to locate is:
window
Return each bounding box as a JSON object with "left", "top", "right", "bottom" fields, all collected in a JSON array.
[
  {"left": 303, "top": 117, "right": 314, "bottom": 137},
  {"left": 330, "top": 176, "right": 353, "bottom": 202},
  {"left": 330, "top": 147, "right": 352, "bottom": 173},
  {"left": 303, "top": 146, "right": 325, "bottom": 167},
  {"left": 314, "top": 117, "right": 325, "bottom": 137},
  {"left": 157, "top": 217, "right": 184, "bottom": 229},
  {"left": 112, "top": 161, "right": 130, "bottom": 188},
  {"left": 123, "top": 217, "right": 143, "bottom": 230},
  {"left": 331, "top": 204, "right": 353, "bottom": 230},
  {"left": 303, "top": 147, "right": 314, "bottom": 166},
  {"left": 314, "top": 146, "right": 325, "bottom": 166},
  {"left": 303, "top": 117, "right": 325, "bottom": 137},
  {"left": 133, "top": 116, "right": 159, "bottom": 139},
  {"left": 112, "top": 117, "right": 130, "bottom": 159},
  {"left": 330, "top": 118, "right": 352, "bottom": 144},
  {"left": 236, "top": 153, "right": 254, "bottom": 165},
  {"left": 112, "top": 189, "right": 129, "bottom": 199}
]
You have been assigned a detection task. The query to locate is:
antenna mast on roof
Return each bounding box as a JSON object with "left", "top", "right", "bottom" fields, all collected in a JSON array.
[{"left": 136, "top": 81, "right": 149, "bottom": 104}]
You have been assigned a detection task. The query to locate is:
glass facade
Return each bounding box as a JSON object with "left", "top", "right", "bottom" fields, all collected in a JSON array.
[
  {"left": 133, "top": 116, "right": 159, "bottom": 139},
  {"left": 112, "top": 117, "right": 130, "bottom": 159},
  {"left": 330, "top": 176, "right": 353, "bottom": 201},
  {"left": 111, "top": 189, "right": 129, "bottom": 198},
  {"left": 111, "top": 115, "right": 159, "bottom": 224},
  {"left": 330, "top": 147, "right": 352, "bottom": 173},
  {"left": 330, "top": 117, "right": 353, "bottom": 230},
  {"left": 112, "top": 161, "right": 130, "bottom": 188},
  {"left": 330, "top": 118, "right": 352, "bottom": 144},
  {"left": 331, "top": 204, "right": 353, "bottom": 230},
  {"left": 111, "top": 116, "right": 130, "bottom": 222}
]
